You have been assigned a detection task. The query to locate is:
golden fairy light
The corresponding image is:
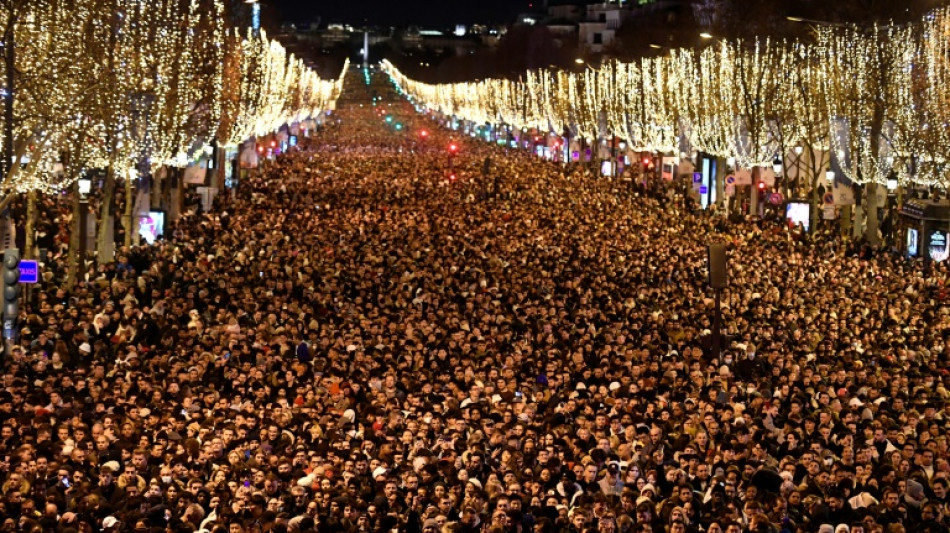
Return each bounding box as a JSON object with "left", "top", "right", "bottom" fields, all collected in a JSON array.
[
  {"left": 0, "top": 0, "right": 344, "bottom": 198},
  {"left": 384, "top": 11, "right": 950, "bottom": 188}
]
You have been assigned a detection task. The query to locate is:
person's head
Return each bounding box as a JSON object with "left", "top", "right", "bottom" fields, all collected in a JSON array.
[
  {"left": 883, "top": 488, "right": 899, "bottom": 509},
  {"left": 921, "top": 502, "right": 941, "bottom": 522},
  {"left": 636, "top": 503, "right": 652, "bottom": 522},
  {"left": 571, "top": 509, "right": 588, "bottom": 530},
  {"left": 933, "top": 477, "right": 948, "bottom": 500}
]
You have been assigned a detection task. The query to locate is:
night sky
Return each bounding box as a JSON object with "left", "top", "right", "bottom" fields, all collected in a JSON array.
[{"left": 269, "top": 0, "right": 530, "bottom": 27}]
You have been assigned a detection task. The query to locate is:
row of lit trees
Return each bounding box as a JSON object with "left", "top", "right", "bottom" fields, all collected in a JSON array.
[
  {"left": 383, "top": 8, "right": 950, "bottom": 243},
  {"left": 0, "top": 0, "right": 345, "bottom": 264}
]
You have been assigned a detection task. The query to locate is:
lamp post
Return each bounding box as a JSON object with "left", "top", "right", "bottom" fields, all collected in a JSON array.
[
  {"left": 773, "top": 156, "right": 783, "bottom": 199},
  {"left": 77, "top": 175, "right": 92, "bottom": 261},
  {"left": 708, "top": 243, "right": 728, "bottom": 361},
  {"left": 618, "top": 141, "right": 626, "bottom": 176},
  {"left": 821, "top": 167, "right": 835, "bottom": 233}
]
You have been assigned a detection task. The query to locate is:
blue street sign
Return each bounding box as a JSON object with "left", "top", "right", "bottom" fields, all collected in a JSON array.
[
  {"left": 18, "top": 260, "right": 38, "bottom": 284},
  {"left": 693, "top": 172, "right": 702, "bottom": 183},
  {"left": 699, "top": 186, "right": 708, "bottom": 194}
]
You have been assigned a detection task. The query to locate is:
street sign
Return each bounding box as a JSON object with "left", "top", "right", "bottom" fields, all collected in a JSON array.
[
  {"left": 823, "top": 192, "right": 835, "bottom": 205},
  {"left": 768, "top": 193, "right": 784, "bottom": 205},
  {"left": 18, "top": 260, "right": 38, "bottom": 284},
  {"left": 833, "top": 183, "right": 855, "bottom": 205}
]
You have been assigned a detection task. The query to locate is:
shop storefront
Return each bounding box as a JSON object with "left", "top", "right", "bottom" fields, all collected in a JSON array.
[{"left": 900, "top": 200, "right": 950, "bottom": 261}]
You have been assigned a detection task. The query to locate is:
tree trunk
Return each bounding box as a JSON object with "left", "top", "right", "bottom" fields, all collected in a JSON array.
[
  {"left": 97, "top": 163, "right": 116, "bottom": 263},
  {"left": 841, "top": 205, "right": 853, "bottom": 241},
  {"left": 123, "top": 176, "right": 134, "bottom": 248},
  {"left": 865, "top": 182, "right": 880, "bottom": 245},
  {"left": 151, "top": 168, "right": 162, "bottom": 209},
  {"left": 97, "top": 6, "right": 119, "bottom": 263},
  {"left": 66, "top": 183, "right": 81, "bottom": 290},
  {"left": 23, "top": 189, "right": 36, "bottom": 259}
]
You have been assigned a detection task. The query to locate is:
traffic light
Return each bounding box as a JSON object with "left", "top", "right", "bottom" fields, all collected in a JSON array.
[
  {"left": 448, "top": 143, "right": 458, "bottom": 154},
  {"left": 395, "top": 123, "right": 403, "bottom": 131},
  {"left": 2, "top": 250, "right": 19, "bottom": 337},
  {"left": 420, "top": 130, "right": 429, "bottom": 139},
  {"left": 757, "top": 181, "right": 766, "bottom": 191},
  {"left": 385, "top": 116, "right": 393, "bottom": 123},
  {"left": 448, "top": 172, "right": 457, "bottom": 182}
]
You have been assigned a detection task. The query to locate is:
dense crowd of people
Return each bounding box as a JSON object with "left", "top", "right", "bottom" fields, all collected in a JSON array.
[{"left": 1, "top": 70, "right": 950, "bottom": 533}]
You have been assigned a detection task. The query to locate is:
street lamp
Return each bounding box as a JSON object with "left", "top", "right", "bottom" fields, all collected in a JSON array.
[
  {"left": 773, "top": 156, "right": 785, "bottom": 197},
  {"left": 699, "top": 32, "right": 714, "bottom": 39},
  {"left": 77, "top": 176, "right": 92, "bottom": 197}
]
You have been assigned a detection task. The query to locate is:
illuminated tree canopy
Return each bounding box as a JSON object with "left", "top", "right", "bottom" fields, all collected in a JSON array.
[{"left": 384, "top": 7, "right": 950, "bottom": 188}]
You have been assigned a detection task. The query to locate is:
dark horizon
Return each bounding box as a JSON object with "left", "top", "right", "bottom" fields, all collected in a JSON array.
[{"left": 270, "top": 0, "right": 532, "bottom": 28}]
